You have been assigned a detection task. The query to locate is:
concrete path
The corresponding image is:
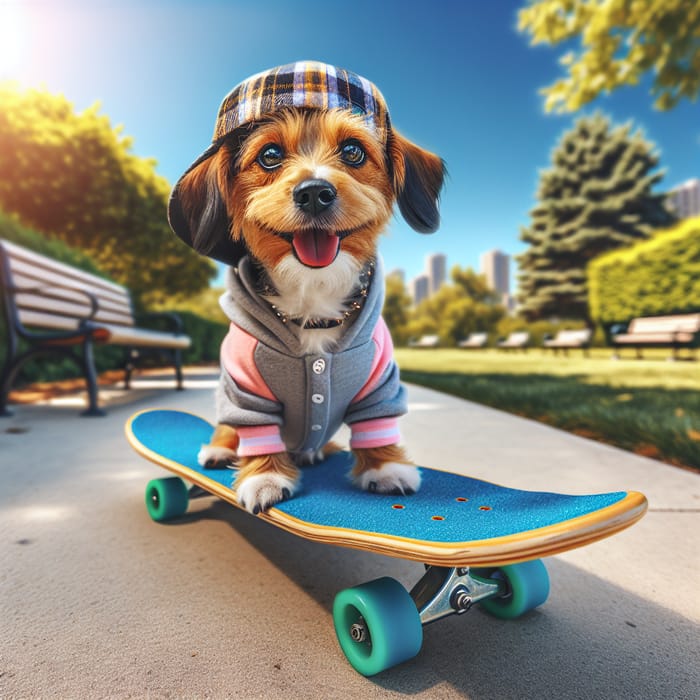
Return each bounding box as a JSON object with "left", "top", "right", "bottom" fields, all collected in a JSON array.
[{"left": 1, "top": 369, "right": 698, "bottom": 699}]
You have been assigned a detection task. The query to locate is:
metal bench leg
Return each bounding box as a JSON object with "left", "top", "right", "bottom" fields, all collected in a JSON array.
[
  {"left": 0, "top": 331, "right": 19, "bottom": 416},
  {"left": 124, "top": 349, "right": 137, "bottom": 390},
  {"left": 80, "top": 338, "right": 106, "bottom": 417},
  {"left": 174, "top": 349, "right": 184, "bottom": 390},
  {"left": 0, "top": 357, "right": 16, "bottom": 417}
]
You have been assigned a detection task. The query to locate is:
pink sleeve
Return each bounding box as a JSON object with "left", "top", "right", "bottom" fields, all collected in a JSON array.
[
  {"left": 349, "top": 417, "right": 401, "bottom": 449},
  {"left": 236, "top": 425, "right": 286, "bottom": 456},
  {"left": 221, "top": 323, "right": 277, "bottom": 402}
]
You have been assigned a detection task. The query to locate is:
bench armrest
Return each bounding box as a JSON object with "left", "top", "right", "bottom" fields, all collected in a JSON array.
[
  {"left": 609, "top": 323, "right": 628, "bottom": 337},
  {"left": 135, "top": 310, "right": 185, "bottom": 335}
]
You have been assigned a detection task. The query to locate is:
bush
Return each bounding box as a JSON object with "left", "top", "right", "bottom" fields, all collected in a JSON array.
[
  {"left": 588, "top": 216, "right": 700, "bottom": 326},
  {"left": 177, "top": 311, "right": 227, "bottom": 364}
]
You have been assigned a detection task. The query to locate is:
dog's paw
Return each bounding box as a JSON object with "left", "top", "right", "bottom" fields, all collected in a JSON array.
[
  {"left": 198, "top": 444, "right": 237, "bottom": 469},
  {"left": 353, "top": 462, "right": 422, "bottom": 495},
  {"left": 236, "top": 472, "right": 298, "bottom": 515}
]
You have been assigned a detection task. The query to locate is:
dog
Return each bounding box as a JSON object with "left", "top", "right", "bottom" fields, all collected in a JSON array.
[{"left": 168, "top": 61, "right": 444, "bottom": 514}]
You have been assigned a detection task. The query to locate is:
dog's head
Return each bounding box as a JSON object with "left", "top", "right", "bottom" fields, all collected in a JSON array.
[{"left": 169, "top": 61, "right": 445, "bottom": 271}]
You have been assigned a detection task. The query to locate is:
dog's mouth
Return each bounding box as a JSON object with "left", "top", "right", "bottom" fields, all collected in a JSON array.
[
  {"left": 271, "top": 225, "right": 365, "bottom": 268},
  {"left": 290, "top": 228, "right": 340, "bottom": 268}
]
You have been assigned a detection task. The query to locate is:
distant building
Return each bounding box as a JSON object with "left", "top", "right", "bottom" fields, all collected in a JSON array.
[
  {"left": 425, "top": 253, "right": 446, "bottom": 295},
  {"left": 668, "top": 179, "right": 700, "bottom": 219},
  {"left": 480, "top": 249, "right": 510, "bottom": 306},
  {"left": 409, "top": 274, "right": 430, "bottom": 305}
]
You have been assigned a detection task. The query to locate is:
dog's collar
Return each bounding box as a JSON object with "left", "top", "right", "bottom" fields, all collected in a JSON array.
[{"left": 256, "top": 260, "right": 375, "bottom": 330}]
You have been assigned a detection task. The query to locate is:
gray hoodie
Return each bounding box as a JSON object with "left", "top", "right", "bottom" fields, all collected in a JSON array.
[{"left": 215, "top": 256, "right": 407, "bottom": 461}]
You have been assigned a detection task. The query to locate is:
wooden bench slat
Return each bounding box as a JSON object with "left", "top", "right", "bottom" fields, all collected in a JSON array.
[
  {"left": 2, "top": 240, "right": 128, "bottom": 296},
  {"left": 12, "top": 271, "right": 132, "bottom": 314},
  {"left": 16, "top": 295, "right": 135, "bottom": 327},
  {"left": 93, "top": 323, "right": 191, "bottom": 349},
  {"left": 543, "top": 329, "right": 592, "bottom": 349},
  {"left": 628, "top": 315, "right": 700, "bottom": 334},
  {"left": 614, "top": 332, "right": 695, "bottom": 344},
  {"left": 10, "top": 260, "right": 131, "bottom": 308}
]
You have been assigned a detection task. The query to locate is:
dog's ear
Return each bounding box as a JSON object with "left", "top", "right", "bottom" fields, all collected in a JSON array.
[
  {"left": 389, "top": 130, "right": 445, "bottom": 233},
  {"left": 168, "top": 151, "right": 247, "bottom": 265}
]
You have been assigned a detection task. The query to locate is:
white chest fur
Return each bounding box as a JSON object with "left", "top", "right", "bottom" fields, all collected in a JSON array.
[{"left": 265, "top": 252, "right": 363, "bottom": 354}]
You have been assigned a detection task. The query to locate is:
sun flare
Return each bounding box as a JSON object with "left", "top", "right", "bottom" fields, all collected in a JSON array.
[{"left": 0, "top": 0, "right": 26, "bottom": 78}]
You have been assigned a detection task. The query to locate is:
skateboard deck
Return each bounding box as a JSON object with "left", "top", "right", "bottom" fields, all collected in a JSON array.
[{"left": 126, "top": 409, "right": 647, "bottom": 567}]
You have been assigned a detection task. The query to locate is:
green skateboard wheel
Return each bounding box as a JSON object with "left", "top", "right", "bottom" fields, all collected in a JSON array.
[
  {"left": 472, "top": 559, "right": 550, "bottom": 619},
  {"left": 333, "top": 577, "right": 423, "bottom": 676},
  {"left": 145, "top": 477, "right": 189, "bottom": 522}
]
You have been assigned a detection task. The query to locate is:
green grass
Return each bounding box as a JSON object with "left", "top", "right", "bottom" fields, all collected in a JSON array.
[{"left": 395, "top": 348, "right": 700, "bottom": 471}]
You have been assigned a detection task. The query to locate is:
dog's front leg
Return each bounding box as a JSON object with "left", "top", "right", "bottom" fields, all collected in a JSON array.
[
  {"left": 234, "top": 453, "right": 300, "bottom": 514},
  {"left": 351, "top": 444, "right": 421, "bottom": 495}
]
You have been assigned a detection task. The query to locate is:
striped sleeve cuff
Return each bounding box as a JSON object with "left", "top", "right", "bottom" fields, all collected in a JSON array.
[
  {"left": 236, "top": 425, "right": 286, "bottom": 456},
  {"left": 349, "top": 417, "right": 401, "bottom": 449}
]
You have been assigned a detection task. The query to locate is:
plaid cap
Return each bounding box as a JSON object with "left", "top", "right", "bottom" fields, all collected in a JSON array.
[
  {"left": 169, "top": 61, "right": 393, "bottom": 265},
  {"left": 214, "top": 60, "right": 391, "bottom": 143}
]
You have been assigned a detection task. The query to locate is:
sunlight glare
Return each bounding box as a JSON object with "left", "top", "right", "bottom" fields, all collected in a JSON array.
[{"left": 0, "top": 0, "right": 26, "bottom": 78}]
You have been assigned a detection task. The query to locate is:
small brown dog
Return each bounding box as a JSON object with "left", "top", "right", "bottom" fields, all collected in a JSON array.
[{"left": 168, "top": 61, "right": 444, "bottom": 514}]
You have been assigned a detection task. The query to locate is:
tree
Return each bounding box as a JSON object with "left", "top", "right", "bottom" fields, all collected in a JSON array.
[
  {"left": 383, "top": 273, "right": 413, "bottom": 345},
  {"left": 0, "top": 84, "right": 215, "bottom": 306},
  {"left": 517, "top": 112, "right": 675, "bottom": 322},
  {"left": 405, "top": 266, "right": 505, "bottom": 346},
  {"left": 518, "top": 0, "right": 700, "bottom": 112}
]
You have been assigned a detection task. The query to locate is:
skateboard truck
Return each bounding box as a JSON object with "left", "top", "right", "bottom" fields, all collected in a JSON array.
[
  {"left": 409, "top": 566, "right": 507, "bottom": 625},
  {"left": 349, "top": 566, "right": 507, "bottom": 645}
]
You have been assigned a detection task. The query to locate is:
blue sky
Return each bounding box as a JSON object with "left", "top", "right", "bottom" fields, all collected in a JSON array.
[{"left": 1, "top": 0, "right": 697, "bottom": 287}]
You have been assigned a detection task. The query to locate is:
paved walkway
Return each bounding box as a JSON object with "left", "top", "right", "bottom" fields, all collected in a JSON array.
[{"left": 1, "top": 369, "right": 698, "bottom": 699}]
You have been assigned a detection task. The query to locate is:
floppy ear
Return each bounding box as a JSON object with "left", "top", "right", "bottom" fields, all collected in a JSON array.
[
  {"left": 168, "top": 150, "right": 247, "bottom": 265},
  {"left": 389, "top": 130, "right": 445, "bottom": 233}
]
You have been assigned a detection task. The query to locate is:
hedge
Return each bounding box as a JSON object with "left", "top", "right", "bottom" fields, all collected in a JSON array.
[{"left": 588, "top": 216, "right": 700, "bottom": 326}]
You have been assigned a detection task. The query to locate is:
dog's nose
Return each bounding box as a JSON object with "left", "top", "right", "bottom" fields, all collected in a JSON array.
[{"left": 293, "top": 179, "right": 337, "bottom": 216}]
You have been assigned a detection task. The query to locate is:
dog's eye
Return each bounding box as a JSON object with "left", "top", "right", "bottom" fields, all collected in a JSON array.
[
  {"left": 339, "top": 140, "right": 366, "bottom": 167},
  {"left": 257, "top": 144, "right": 284, "bottom": 170}
]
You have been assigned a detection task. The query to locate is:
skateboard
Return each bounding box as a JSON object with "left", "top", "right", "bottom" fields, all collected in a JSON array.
[{"left": 126, "top": 408, "right": 647, "bottom": 676}]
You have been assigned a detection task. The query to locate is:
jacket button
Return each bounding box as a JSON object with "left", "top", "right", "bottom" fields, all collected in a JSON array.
[
  {"left": 311, "top": 394, "right": 324, "bottom": 404},
  {"left": 311, "top": 424, "right": 322, "bottom": 431},
  {"left": 313, "top": 358, "right": 326, "bottom": 374}
]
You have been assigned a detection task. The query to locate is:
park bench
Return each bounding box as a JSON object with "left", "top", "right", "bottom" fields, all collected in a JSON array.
[
  {"left": 0, "top": 239, "right": 191, "bottom": 416},
  {"left": 497, "top": 331, "right": 530, "bottom": 350},
  {"left": 458, "top": 332, "right": 488, "bottom": 349},
  {"left": 409, "top": 334, "right": 440, "bottom": 348},
  {"left": 610, "top": 313, "right": 700, "bottom": 360},
  {"left": 543, "top": 328, "right": 592, "bottom": 356}
]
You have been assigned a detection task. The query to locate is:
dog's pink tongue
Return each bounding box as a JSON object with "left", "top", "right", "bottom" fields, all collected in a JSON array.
[{"left": 292, "top": 229, "right": 340, "bottom": 268}]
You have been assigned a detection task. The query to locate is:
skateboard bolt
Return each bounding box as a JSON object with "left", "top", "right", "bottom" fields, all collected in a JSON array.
[
  {"left": 451, "top": 586, "right": 473, "bottom": 613},
  {"left": 350, "top": 621, "right": 368, "bottom": 643}
]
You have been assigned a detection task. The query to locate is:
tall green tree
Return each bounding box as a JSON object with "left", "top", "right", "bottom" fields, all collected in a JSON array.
[
  {"left": 518, "top": 0, "right": 700, "bottom": 112},
  {"left": 517, "top": 112, "right": 675, "bottom": 322},
  {"left": 383, "top": 273, "right": 413, "bottom": 345},
  {"left": 0, "top": 84, "right": 215, "bottom": 306}
]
